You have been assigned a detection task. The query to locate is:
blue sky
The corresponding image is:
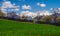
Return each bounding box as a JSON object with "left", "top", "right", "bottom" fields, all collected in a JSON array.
[{"left": 0, "top": 0, "right": 60, "bottom": 13}]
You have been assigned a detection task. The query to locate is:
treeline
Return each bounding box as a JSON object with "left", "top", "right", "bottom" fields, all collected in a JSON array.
[{"left": 0, "top": 10, "right": 60, "bottom": 25}]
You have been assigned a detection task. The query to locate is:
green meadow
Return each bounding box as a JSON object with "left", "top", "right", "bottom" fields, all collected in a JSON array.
[{"left": 0, "top": 19, "right": 60, "bottom": 36}]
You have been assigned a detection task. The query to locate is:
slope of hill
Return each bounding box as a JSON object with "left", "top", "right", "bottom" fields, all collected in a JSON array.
[{"left": 0, "top": 19, "right": 60, "bottom": 36}]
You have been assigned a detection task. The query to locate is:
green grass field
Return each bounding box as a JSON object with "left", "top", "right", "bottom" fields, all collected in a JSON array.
[{"left": 0, "top": 19, "right": 60, "bottom": 36}]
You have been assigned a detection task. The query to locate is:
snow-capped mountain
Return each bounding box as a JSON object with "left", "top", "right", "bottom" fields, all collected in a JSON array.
[
  {"left": 37, "top": 10, "right": 52, "bottom": 16},
  {"left": 19, "top": 11, "right": 37, "bottom": 18}
]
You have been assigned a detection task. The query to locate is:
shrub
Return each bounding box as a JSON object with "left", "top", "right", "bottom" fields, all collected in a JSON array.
[
  {"left": 39, "top": 15, "right": 53, "bottom": 23},
  {"left": 56, "top": 17, "right": 60, "bottom": 23}
]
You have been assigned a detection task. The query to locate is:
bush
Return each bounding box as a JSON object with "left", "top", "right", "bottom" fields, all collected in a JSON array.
[
  {"left": 56, "top": 17, "right": 60, "bottom": 23},
  {"left": 39, "top": 16, "right": 52, "bottom": 23}
]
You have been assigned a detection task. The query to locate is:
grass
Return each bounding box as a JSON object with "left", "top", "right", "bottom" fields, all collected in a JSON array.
[{"left": 0, "top": 19, "right": 60, "bottom": 36}]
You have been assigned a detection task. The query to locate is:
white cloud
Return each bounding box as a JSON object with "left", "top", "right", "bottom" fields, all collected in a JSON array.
[
  {"left": 58, "top": 8, "right": 60, "bottom": 10},
  {"left": 2, "top": 1, "right": 13, "bottom": 8},
  {"left": 40, "top": 4, "right": 46, "bottom": 8},
  {"left": 22, "top": 5, "right": 31, "bottom": 10},
  {"left": 1, "top": 1, "right": 20, "bottom": 12},
  {"left": 37, "top": 2, "right": 40, "bottom": 6},
  {"left": 50, "top": 8, "right": 53, "bottom": 10},
  {"left": 13, "top": 3, "right": 16, "bottom": 6},
  {"left": 15, "top": 8, "right": 20, "bottom": 11},
  {"left": 37, "top": 2, "right": 46, "bottom": 8}
]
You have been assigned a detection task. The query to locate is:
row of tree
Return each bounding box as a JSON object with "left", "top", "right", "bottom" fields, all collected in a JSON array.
[{"left": 0, "top": 8, "right": 60, "bottom": 25}]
